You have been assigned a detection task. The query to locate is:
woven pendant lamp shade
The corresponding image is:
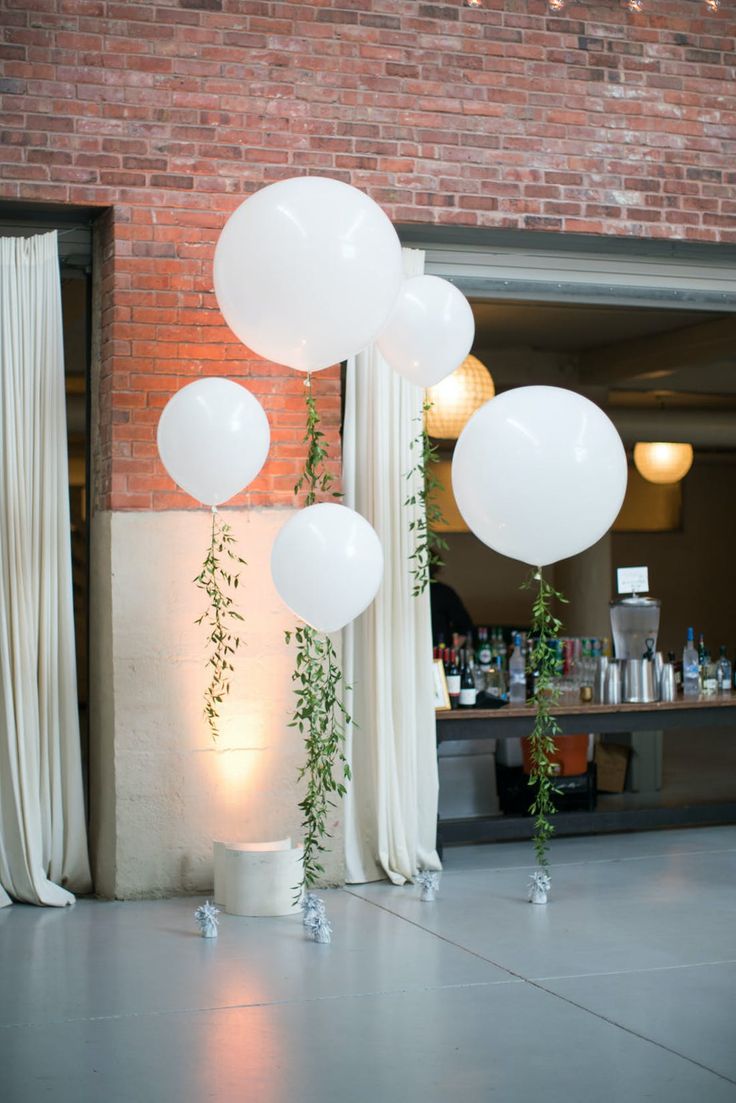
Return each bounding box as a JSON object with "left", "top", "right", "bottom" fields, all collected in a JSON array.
[
  {"left": 425, "top": 355, "right": 495, "bottom": 440},
  {"left": 633, "top": 442, "right": 694, "bottom": 484}
]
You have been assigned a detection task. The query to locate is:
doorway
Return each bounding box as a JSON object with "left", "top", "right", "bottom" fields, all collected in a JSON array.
[
  {"left": 0, "top": 202, "right": 95, "bottom": 810},
  {"left": 399, "top": 225, "right": 736, "bottom": 833}
]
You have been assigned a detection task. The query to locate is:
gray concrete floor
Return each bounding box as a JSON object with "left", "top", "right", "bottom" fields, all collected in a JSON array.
[{"left": 2, "top": 827, "right": 736, "bottom": 1102}]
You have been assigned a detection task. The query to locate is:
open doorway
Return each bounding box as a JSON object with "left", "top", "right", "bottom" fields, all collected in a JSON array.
[
  {"left": 401, "top": 227, "right": 736, "bottom": 834},
  {"left": 0, "top": 203, "right": 94, "bottom": 810}
]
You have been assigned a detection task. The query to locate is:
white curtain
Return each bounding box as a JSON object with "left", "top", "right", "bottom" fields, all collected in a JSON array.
[
  {"left": 343, "top": 247, "right": 441, "bottom": 884},
  {"left": 0, "top": 231, "right": 91, "bottom": 906}
]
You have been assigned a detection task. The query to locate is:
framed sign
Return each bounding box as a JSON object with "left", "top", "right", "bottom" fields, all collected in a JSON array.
[{"left": 433, "top": 659, "right": 451, "bottom": 711}]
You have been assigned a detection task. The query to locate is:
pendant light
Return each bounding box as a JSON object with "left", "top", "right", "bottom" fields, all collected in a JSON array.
[
  {"left": 425, "top": 355, "right": 495, "bottom": 440},
  {"left": 633, "top": 442, "right": 694, "bottom": 485}
]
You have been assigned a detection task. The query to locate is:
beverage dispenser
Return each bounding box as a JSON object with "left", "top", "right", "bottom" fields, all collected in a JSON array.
[{"left": 609, "top": 595, "right": 661, "bottom": 702}]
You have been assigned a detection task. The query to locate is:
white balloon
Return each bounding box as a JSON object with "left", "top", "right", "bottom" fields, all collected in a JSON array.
[
  {"left": 271, "top": 503, "right": 384, "bottom": 633},
  {"left": 214, "top": 177, "right": 403, "bottom": 373},
  {"left": 157, "top": 378, "right": 270, "bottom": 506},
  {"left": 451, "top": 386, "right": 627, "bottom": 567},
  {"left": 376, "top": 275, "right": 475, "bottom": 387}
]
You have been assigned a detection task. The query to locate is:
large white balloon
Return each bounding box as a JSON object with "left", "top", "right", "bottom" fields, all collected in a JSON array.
[
  {"left": 376, "top": 275, "right": 475, "bottom": 387},
  {"left": 271, "top": 503, "right": 384, "bottom": 633},
  {"left": 451, "top": 386, "right": 627, "bottom": 567},
  {"left": 214, "top": 177, "right": 403, "bottom": 373},
  {"left": 157, "top": 378, "right": 270, "bottom": 506}
]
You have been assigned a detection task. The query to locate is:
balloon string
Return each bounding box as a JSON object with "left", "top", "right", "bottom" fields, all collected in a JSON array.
[{"left": 211, "top": 505, "right": 218, "bottom": 515}]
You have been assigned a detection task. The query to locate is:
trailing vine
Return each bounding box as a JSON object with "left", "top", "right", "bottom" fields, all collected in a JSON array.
[
  {"left": 194, "top": 509, "right": 246, "bottom": 741},
  {"left": 521, "top": 568, "right": 568, "bottom": 875},
  {"left": 405, "top": 399, "right": 448, "bottom": 596},
  {"left": 285, "top": 624, "right": 351, "bottom": 895},
  {"left": 288, "top": 372, "right": 352, "bottom": 903}
]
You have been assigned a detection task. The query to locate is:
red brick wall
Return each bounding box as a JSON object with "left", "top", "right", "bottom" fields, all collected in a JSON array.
[{"left": 1, "top": 0, "right": 734, "bottom": 509}]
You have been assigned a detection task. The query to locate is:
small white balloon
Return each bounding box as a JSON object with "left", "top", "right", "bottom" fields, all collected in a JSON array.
[
  {"left": 271, "top": 503, "right": 384, "bottom": 633},
  {"left": 451, "top": 386, "right": 627, "bottom": 567},
  {"left": 376, "top": 275, "right": 475, "bottom": 387},
  {"left": 214, "top": 177, "right": 403, "bottom": 373},
  {"left": 157, "top": 378, "right": 270, "bottom": 506}
]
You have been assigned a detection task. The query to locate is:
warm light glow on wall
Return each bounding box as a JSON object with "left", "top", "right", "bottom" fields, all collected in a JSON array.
[
  {"left": 425, "top": 355, "right": 495, "bottom": 440},
  {"left": 214, "top": 746, "right": 259, "bottom": 791},
  {"left": 633, "top": 442, "right": 694, "bottom": 485}
]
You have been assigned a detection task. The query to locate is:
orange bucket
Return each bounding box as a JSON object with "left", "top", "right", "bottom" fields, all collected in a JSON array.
[{"left": 522, "top": 733, "right": 589, "bottom": 777}]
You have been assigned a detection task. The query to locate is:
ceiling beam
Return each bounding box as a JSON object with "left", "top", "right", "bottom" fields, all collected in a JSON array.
[{"left": 577, "top": 316, "right": 736, "bottom": 385}]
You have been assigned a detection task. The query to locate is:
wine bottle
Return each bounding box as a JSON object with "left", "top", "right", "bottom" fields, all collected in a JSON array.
[
  {"left": 459, "top": 650, "right": 477, "bottom": 708},
  {"left": 446, "top": 649, "right": 461, "bottom": 710},
  {"left": 508, "top": 632, "right": 527, "bottom": 704},
  {"left": 476, "top": 627, "right": 492, "bottom": 673},
  {"left": 698, "top": 633, "right": 707, "bottom": 681}
]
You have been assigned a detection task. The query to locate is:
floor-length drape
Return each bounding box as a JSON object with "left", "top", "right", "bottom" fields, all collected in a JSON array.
[
  {"left": 343, "top": 248, "right": 441, "bottom": 884},
  {"left": 0, "top": 231, "right": 91, "bottom": 906}
]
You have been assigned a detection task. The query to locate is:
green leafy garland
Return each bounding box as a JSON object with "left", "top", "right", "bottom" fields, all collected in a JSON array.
[
  {"left": 405, "top": 399, "right": 448, "bottom": 596},
  {"left": 288, "top": 373, "right": 352, "bottom": 897},
  {"left": 293, "top": 375, "right": 338, "bottom": 504},
  {"left": 285, "top": 623, "right": 351, "bottom": 894},
  {"left": 522, "top": 568, "right": 568, "bottom": 874},
  {"left": 194, "top": 509, "right": 246, "bottom": 741}
]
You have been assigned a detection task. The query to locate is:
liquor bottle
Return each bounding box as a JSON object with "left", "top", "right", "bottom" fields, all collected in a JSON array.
[
  {"left": 716, "top": 646, "right": 732, "bottom": 693},
  {"left": 683, "top": 627, "right": 700, "bottom": 697},
  {"left": 459, "top": 650, "right": 477, "bottom": 708},
  {"left": 668, "top": 651, "right": 682, "bottom": 689},
  {"left": 446, "top": 649, "right": 461, "bottom": 710},
  {"left": 495, "top": 630, "right": 507, "bottom": 669},
  {"left": 702, "top": 652, "right": 717, "bottom": 695},
  {"left": 476, "top": 628, "right": 492, "bottom": 673},
  {"left": 697, "top": 633, "right": 707, "bottom": 682},
  {"left": 508, "top": 632, "right": 527, "bottom": 704},
  {"left": 486, "top": 656, "right": 506, "bottom": 700}
]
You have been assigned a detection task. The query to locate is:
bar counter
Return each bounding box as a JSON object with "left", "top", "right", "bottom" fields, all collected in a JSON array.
[
  {"left": 435, "top": 694, "right": 736, "bottom": 850},
  {"left": 436, "top": 693, "right": 736, "bottom": 742}
]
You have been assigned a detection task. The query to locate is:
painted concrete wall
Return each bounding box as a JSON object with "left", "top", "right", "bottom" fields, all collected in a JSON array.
[{"left": 89, "top": 508, "right": 345, "bottom": 899}]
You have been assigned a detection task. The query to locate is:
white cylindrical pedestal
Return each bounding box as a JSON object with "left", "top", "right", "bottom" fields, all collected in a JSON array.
[
  {"left": 224, "top": 840, "right": 302, "bottom": 917},
  {"left": 213, "top": 837, "right": 293, "bottom": 908},
  {"left": 212, "top": 839, "right": 236, "bottom": 906}
]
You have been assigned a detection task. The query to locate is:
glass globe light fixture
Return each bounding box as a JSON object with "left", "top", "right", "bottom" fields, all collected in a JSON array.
[
  {"left": 425, "top": 355, "right": 495, "bottom": 440},
  {"left": 633, "top": 442, "right": 694, "bottom": 485}
]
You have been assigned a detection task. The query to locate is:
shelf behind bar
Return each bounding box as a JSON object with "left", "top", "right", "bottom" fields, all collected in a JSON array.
[{"left": 436, "top": 696, "right": 736, "bottom": 741}]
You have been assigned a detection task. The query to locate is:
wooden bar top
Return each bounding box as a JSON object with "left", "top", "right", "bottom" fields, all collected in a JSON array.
[{"left": 436, "top": 694, "right": 736, "bottom": 722}]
